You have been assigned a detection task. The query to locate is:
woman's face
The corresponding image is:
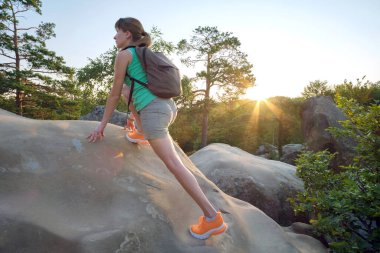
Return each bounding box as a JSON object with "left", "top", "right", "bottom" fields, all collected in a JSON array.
[{"left": 114, "top": 28, "right": 131, "bottom": 49}]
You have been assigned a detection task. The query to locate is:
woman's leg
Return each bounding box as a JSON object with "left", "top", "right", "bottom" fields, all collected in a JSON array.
[
  {"left": 122, "top": 85, "right": 143, "bottom": 133},
  {"left": 148, "top": 135, "right": 217, "bottom": 218}
]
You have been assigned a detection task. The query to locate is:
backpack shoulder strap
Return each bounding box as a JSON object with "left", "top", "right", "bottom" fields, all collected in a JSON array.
[
  {"left": 122, "top": 45, "right": 136, "bottom": 51},
  {"left": 123, "top": 46, "right": 149, "bottom": 90},
  {"left": 141, "top": 47, "right": 148, "bottom": 70}
]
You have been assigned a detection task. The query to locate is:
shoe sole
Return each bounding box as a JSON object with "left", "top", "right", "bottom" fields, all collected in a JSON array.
[
  {"left": 189, "top": 223, "right": 228, "bottom": 240},
  {"left": 125, "top": 134, "right": 149, "bottom": 145}
]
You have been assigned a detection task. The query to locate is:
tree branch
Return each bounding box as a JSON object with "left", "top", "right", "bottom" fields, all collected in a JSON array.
[
  {"left": 209, "top": 82, "right": 217, "bottom": 88},
  {"left": 28, "top": 82, "right": 55, "bottom": 92},
  {"left": 31, "top": 69, "right": 58, "bottom": 74},
  {"left": 189, "top": 59, "right": 207, "bottom": 63},
  {"left": 211, "top": 69, "right": 221, "bottom": 80},
  {"left": 0, "top": 63, "right": 16, "bottom": 67},
  {"left": 193, "top": 93, "right": 205, "bottom": 99},
  {"left": 18, "top": 26, "right": 38, "bottom": 31},
  {"left": 188, "top": 44, "right": 198, "bottom": 52},
  {"left": 15, "top": 9, "right": 30, "bottom": 15},
  {"left": 0, "top": 51, "right": 16, "bottom": 60},
  {"left": 193, "top": 89, "right": 206, "bottom": 94},
  {"left": 3, "top": 25, "right": 14, "bottom": 32}
]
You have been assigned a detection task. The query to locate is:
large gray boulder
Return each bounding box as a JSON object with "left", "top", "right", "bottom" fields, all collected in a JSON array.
[
  {"left": 80, "top": 105, "right": 127, "bottom": 127},
  {"left": 0, "top": 109, "right": 327, "bottom": 253},
  {"left": 190, "top": 143, "right": 307, "bottom": 226},
  {"left": 301, "top": 96, "right": 356, "bottom": 168}
]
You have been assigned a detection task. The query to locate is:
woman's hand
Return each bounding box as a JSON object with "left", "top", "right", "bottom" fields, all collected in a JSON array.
[{"left": 87, "top": 124, "right": 105, "bottom": 143}]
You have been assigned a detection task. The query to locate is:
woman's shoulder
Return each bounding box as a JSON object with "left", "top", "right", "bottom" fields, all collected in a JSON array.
[{"left": 116, "top": 49, "right": 133, "bottom": 64}]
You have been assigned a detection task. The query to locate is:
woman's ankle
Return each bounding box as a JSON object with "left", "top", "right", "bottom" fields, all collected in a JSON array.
[
  {"left": 205, "top": 210, "right": 218, "bottom": 221},
  {"left": 136, "top": 129, "right": 144, "bottom": 135}
]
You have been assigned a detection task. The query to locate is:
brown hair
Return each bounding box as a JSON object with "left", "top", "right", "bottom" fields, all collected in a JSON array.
[{"left": 115, "top": 17, "right": 151, "bottom": 47}]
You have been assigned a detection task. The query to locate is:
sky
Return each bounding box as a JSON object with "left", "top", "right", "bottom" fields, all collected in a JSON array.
[{"left": 21, "top": 0, "right": 380, "bottom": 99}]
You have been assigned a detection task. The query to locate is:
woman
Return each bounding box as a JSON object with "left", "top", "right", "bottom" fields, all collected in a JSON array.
[{"left": 87, "top": 17, "right": 227, "bottom": 240}]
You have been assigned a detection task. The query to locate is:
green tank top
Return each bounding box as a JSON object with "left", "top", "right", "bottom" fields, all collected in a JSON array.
[{"left": 124, "top": 48, "right": 157, "bottom": 111}]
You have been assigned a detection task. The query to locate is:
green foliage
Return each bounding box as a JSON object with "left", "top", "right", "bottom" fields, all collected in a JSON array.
[
  {"left": 291, "top": 96, "right": 380, "bottom": 252},
  {"left": 149, "top": 26, "right": 175, "bottom": 55},
  {"left": 171, "top": 97, "right": 304, "bottom": 154},
  {"left": 76, "top": 47, "right": 118, "bottom": 115},
  {"left": 301, "top": 80, "right": 334, "bottom": 99},
  {"left": 333, "top": 76, "right": 380, "bottom": 105},
  {"left": 265, "top": 96, "right": 304, "bottom": 156},
  {"left": 0, "top": 0, "right": 80, "bottom": 119},
  {"left": 170, "top": 104, "right": 203, "bottom": 152},
  {"left": 173, "top": 75, "right": 196, "bottom": 109}
]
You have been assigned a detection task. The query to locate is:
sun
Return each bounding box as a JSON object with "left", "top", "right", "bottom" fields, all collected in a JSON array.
[{"left": 243, "top": 86, "right": 270, "bottom": 101}]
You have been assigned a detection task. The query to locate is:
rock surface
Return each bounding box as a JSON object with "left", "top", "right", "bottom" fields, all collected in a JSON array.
[
  {"left": 280, "top": 144, "right": 305, "bottom": 165},
  {"left": 254, "top": 144, "right": 279, "bottom": 159},
  {"left": 301, "top": 96, "right": 356, "bottom": 168},
  {"left": 190, "top": 143, "right": 307, "bottom": 226},
  {"left": 0, "top": 109, "right": 326, "bottom": 253}
]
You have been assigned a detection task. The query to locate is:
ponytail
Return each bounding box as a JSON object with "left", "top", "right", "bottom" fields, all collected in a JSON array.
[{"left": 136, "top": 31, "right": 151, "bottom": 47}]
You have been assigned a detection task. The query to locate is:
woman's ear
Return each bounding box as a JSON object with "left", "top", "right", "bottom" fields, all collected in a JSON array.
[{"left": 125, "top": 31, "right": 132, "bottom": 39}]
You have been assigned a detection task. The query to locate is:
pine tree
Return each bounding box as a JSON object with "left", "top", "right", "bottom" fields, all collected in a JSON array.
[
  {"left": 0, "top": 0, "right": 80, "bottom": 119},
  {"left": 177, "top": 26, "right": 255, "bottom": 147}
]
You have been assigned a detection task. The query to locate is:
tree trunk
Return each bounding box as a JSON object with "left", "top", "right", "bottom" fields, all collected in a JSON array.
[
  {"left": 11, "top": 2, "right": 22, "bottom": 115},
  {"left": 201, "top": 97, "right": 209, "bottom": 148},
  {"left": 277, "top": 114, "right": 284, "bottom": 158},
  {"left": 200, "top": 55, "right": 211, "bottom": 148}
]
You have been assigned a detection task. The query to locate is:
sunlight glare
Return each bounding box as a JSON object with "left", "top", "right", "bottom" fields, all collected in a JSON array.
[{"left": 243, "top": 86, "right": 271, "bottom": 101}]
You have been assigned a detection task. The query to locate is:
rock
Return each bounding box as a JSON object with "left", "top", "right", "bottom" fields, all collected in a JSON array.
[
  {"left": 285, "top": 222, "right": 315, "bottom": 237},
  {"left": 284, "top": 222, "right": 328, "bottom": 248},
  {"left": 0, "top": 109, "right": 327, "bottom": 253},
  {"left": 255, "top": 144, "right": 279, "bottom": 159},
  {"left": 190, "top": 143, "right": 307, "bottom": 226},
  {"left": 280, "top": 144, "right": 305, "bottom": 165},
  {"left": 301, "top": 96, "right": 356, "bottom": 168},
  {"left": 80, "top": 105, "right": 127, "bottom": 127}
]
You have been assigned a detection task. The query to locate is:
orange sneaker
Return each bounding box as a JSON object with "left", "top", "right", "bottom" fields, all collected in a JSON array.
[
  {"left": 126, "top": 131, "right": 149, "bottom": 145},
  {"left": 190, "top": 212, "right": 227, "bottom": 240}
]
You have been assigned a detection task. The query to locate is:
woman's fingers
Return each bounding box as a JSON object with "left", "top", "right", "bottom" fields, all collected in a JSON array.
[{"left": 87, "top": 131, "right": 102, "bottom": 143}]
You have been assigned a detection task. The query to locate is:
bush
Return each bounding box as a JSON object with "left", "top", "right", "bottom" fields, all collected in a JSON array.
[{"left": 290, "top": 96, "right": 380, "bottom": 253}]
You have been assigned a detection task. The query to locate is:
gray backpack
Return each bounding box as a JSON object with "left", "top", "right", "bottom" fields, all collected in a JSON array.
[{"left": 123, "top": 46, "right": 182, "bottom": 108}]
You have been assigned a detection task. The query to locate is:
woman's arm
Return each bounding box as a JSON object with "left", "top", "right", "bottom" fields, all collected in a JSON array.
[
  {"left": 87, "top": 50, "right": 131, "bottom": 142},
  {"left": 100, "top": 50, "right": 131, "bottom": 126}
]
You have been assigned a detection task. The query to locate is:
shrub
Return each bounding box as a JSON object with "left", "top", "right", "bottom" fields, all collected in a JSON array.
[{"left": 290, "top": 96, "right": 380, "bottom": 253}]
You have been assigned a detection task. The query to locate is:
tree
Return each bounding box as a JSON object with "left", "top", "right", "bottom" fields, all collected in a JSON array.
[
  {"left": 0, "top": 0, "right": 79, "bottom": 119},
  {"left": 177, "top": 26, "right": 255, "bottom": 147},
  {"left": 291, "top": 96, "right": 380, "bottom": 252},
  {"left": 76, "top": 47, "right": 118, "bottom": 115},
  {"left": 301, "top": 80, "right": 333, "bottom": 99}
]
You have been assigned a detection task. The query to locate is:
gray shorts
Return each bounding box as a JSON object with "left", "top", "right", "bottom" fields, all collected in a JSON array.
[{"left": 139, "top": 98, "right": 177, "bottom": 140}]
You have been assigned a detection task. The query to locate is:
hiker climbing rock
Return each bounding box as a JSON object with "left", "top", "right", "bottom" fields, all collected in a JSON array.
[{"left": 87, "top": 17, "right": 227, "bottom": 239}]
